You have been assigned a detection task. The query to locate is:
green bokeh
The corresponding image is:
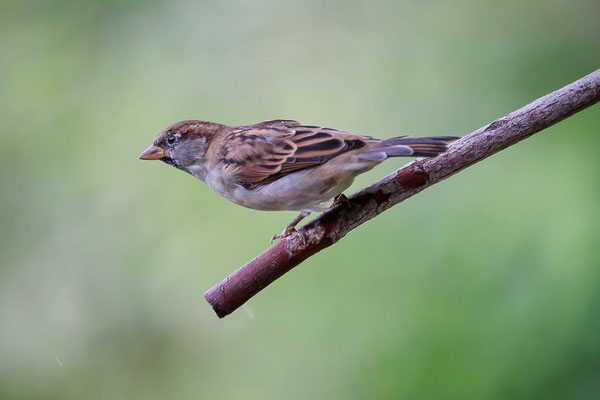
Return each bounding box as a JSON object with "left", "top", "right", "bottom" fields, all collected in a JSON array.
[{"left": 1, "top": 1, "right": 599, "bottom": 399}]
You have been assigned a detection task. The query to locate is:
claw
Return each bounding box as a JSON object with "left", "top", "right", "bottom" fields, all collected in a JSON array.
[
  {"left": 270, "top": 226, "right": 297, "bottom": 245},
  {"left": 270, "top": 211, "right": 311, "bottom": 244},
  {"left": 332, "top": 193, "right": 351, "bottom": 208}
]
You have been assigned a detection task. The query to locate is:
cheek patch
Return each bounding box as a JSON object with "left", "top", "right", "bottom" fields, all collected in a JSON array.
[{"left": 178, "top": 137, "right": 208, "bottom": 164}]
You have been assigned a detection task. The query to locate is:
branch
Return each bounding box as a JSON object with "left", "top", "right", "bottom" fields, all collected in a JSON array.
[{"left": 205, "top": 69, "right": 600, "bottom": 318}]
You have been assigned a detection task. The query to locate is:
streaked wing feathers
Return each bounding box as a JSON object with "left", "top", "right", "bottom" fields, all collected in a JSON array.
[{"left": 221, "top": 120, "right": 367, "bottom": 187}]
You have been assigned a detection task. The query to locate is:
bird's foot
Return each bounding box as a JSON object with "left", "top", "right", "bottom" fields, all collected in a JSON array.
[
  {"left": 331, "top": 193, "right": 351, "bottom": 208},
  {"left": 270, "top": 226, "right": 297, "bottom": 245},
  {"left": 270, "top": 211, "right": 310, "bottom": 245}
]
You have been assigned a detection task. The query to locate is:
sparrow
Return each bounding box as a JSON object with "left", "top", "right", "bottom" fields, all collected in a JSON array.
[{"left": 139, "top": 119, "right": 457, "bottom": 242}]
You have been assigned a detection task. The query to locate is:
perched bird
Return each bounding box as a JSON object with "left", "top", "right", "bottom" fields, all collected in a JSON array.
[{"left": 139, "top": 119, "right": 456, "bottom": 242}]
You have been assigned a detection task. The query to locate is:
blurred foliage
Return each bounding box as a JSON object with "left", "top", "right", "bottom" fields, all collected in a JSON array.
[{"left": 1, "top": 0, "right": 599, "bottom": 399}]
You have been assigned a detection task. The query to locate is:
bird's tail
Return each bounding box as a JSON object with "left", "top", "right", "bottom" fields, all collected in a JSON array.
[{"left": 358, "top": 136, "right": 458, "bottom": 161}]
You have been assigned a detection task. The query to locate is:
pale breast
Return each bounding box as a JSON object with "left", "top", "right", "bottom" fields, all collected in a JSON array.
[
  {"left": 201, "top": 165, "right": 350, "bottom": 212},
  {"left": 202, "top": 153, "right": 380, "bottom": 212}
]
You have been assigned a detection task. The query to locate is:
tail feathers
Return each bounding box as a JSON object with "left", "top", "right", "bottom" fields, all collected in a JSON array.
[
  {"left": 358, "top": 136, "right": 458, "bottom": 161},
  {"left": 380, "top": 136, "right": 458, "bottom": 146}
]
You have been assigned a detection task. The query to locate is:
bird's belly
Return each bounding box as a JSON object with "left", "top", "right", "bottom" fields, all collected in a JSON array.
[{"left": 208, "top": 168, "right": 355, "bottom": 212}]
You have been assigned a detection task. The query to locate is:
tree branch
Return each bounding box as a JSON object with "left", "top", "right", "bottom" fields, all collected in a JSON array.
[{"left": 205, "top": 69, "right": 600, "bottom": 318}]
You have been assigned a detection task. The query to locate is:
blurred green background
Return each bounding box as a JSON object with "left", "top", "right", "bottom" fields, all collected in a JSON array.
[{"left": 1, "top": 0, "right": 599, "bottom": 398}]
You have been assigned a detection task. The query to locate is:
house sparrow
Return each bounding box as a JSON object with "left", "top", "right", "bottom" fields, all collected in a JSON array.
[{"left": 139, "top": 119, "right": 456, "bottom": 242}]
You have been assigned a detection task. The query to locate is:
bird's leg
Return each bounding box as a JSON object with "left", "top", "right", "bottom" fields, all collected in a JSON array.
[
  {"left": 331, "top": 193, "right": 351, "bottom": 208},
  {"left": 270, "top": 211, "right": 311, "bottom": 245}
]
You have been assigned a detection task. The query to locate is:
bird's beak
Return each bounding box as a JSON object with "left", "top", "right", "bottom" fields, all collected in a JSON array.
[{"left": 138, "top": 144, "right": 165, "bottom": 160}]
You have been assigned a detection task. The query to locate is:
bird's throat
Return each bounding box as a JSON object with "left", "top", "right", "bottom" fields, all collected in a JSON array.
[{"left": 161, "top": 156, "right": 191, "bottom": 175}]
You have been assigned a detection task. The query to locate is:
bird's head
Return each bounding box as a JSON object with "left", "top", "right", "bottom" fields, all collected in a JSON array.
[{"left": 139, "top": 120, "right": 225, "bottom": 174}]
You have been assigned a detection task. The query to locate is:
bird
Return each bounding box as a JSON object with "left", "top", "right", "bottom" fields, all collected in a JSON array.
[{"left": 139, "top": 119, "right": 457, "bottom": 242}]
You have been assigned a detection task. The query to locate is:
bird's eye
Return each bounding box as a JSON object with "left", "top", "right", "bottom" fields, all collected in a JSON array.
[{"left": 167, "top": 134, "right": 176, "bottom": 145}]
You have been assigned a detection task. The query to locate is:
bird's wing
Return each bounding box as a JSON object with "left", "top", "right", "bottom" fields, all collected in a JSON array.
[{"left": 219, "top": 120, "right": 372, "bottom": 188}]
